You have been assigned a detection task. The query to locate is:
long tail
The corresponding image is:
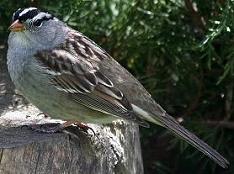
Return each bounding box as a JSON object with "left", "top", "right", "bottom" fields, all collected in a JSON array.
[{"left": 132, "top": 104, "right": 229, "bottom": 168}]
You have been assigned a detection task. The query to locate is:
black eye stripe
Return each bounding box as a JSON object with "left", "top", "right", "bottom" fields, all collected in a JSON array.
[{"left": 33, "top": 15, "right": 54, "bottom": 27}]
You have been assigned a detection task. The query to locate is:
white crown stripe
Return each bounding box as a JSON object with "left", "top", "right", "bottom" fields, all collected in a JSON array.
[
  {"left": 19, "top": 7, "right": 37, "bottom": 17},
  {"left": 32, "top": 12, "right": 52, "bottom": 21}
]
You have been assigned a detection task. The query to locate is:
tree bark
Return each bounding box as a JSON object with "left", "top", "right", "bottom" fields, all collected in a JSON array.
[{"left": 0, "top": 45, "right": 144, "bottom": 174}]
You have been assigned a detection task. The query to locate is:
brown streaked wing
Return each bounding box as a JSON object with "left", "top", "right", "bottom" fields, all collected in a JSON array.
[{"left": 34, "top": 37, "right": 149, "bottom": 127}]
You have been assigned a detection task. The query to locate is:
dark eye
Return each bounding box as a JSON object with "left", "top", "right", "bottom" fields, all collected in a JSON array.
[{"left": 33, "top": 20, "right": 42, "bottom": 27}]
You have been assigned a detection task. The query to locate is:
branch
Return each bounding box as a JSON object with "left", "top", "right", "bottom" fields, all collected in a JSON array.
[{"left": 202, "top": 120, "right": 234, "bottom": 129}]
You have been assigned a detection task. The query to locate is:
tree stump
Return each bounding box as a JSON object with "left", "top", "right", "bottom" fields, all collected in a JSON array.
[{"left": 0, "top": 45, "right": 144, "bottom": 174}]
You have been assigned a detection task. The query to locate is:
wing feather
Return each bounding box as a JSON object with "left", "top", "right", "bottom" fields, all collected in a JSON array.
[{"left": 34, "top": 31, "right": 149, "bottom": 127}]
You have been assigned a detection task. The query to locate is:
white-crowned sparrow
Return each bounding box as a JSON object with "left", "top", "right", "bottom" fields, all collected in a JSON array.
[{"left": 7, "top": 7, "right": 229, "bottom": 168}]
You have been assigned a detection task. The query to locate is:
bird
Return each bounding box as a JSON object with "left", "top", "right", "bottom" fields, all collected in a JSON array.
[{"left": 7, "top": 7, "right": 229, "bottom": 168}]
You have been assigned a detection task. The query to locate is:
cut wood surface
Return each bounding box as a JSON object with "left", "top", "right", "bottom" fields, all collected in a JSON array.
[{"left": 0, "top": 46, "right": 144, "bottom": 174}]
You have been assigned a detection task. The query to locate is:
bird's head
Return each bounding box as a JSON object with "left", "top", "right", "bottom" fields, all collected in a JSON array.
[
  {"left": 9, "top": 7, "right": 55, "bottom": 32},
  {"left": 8, "top": 7, "right": 68, "bottom": 48}
]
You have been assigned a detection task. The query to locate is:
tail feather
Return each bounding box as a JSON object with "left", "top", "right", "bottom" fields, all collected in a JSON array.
[
  {"left": 151, "top": 113, "right": 229, "bottom": 168},
  {"left": 131, "top": 104, "right": 229, "bottom": 168}
]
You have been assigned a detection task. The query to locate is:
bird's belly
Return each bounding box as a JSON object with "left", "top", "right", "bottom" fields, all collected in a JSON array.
[{"left": 15, "top": 70, "right": 116, "bottom": 124}]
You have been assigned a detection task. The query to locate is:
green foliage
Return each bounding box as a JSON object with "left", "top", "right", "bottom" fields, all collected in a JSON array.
[{"left": 0, "top": 0, "right": 234, "bottom": 173}]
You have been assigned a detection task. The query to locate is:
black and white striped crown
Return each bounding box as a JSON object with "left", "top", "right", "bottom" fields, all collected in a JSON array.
[{"left": 12, "top": 7, "right": 54, "bottom": 23}]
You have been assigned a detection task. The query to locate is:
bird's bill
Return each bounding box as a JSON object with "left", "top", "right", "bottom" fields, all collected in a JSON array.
[{"left": 8, "top": 20, "right": 25, "bottom": 32}]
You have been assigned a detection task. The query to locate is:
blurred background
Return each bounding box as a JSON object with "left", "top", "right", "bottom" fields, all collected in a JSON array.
[{"left": 0, "top": 0, "right": 234, "bottom": 173}]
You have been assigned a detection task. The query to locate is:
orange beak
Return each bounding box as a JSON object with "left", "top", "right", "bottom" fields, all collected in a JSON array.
[{"left": 8, "top": 20, "right": 25, "bottom": 32}]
